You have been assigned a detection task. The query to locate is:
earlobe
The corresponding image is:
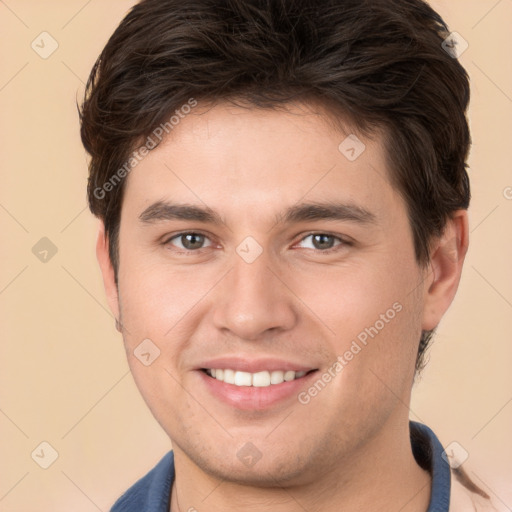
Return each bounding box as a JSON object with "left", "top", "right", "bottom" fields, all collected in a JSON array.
[
  {"left": 421, "top": 210, "right": 469, "bottom": 331},
  {"left": 96, "top": 221, "right": 120, "bottom": 323}
]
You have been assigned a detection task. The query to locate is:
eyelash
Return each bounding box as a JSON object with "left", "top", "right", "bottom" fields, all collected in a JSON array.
[
  {"left": 163, "top": 231, "right": 351, "bottom": 255},
  {"left": 299, "top": 233, "right": 352, "bottom": 253},
  {"left": 163, "top": 232, "right": 215, "bottom": 255}
]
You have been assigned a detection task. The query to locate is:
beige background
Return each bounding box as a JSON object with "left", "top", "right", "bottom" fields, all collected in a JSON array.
[{"left": 0, "top": 1, "right": 511, "bottom": 510}]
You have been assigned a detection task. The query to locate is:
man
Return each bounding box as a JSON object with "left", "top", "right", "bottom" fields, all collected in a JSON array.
[{"left": 79, "top": 0, "right": 500, "bottom": 510}]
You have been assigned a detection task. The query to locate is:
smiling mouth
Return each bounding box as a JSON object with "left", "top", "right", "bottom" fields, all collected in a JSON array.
[{"left": 201, "top": 368, "right": 317, "bottom": 387}]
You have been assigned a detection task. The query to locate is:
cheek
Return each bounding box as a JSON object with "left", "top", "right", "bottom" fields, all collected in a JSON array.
[
  {"left": 116, "top": 262, "right": 199, "bottom": 433},
  {"left": 115, "top": 263, "right": 208, "bottom": 403},
  {"left": 296, "top": 254, "right": 423, "bottom": 403},
  {"left": 117, "top": 259, "right": 213, "bottom": 345},
  {"left": 294, "top": 254, "right": 418, "bottom": 343}
]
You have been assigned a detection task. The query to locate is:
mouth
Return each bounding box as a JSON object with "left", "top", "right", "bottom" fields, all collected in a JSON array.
[
  {"left": 197, "top": 363, "right": 319, "bottom": 410},
  {"left": 201, "top": 368, "right": 315, "bottom": 387}
]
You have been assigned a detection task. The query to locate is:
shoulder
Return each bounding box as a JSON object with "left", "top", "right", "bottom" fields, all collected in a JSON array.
[
  {"left": 449, "top": 465, "right": 507, "bottom": 512},
  {"left": 409, "top": 422, "right": 506, "bottom": 512},
  {"left": 442, "top": 445, "right": 506, "bottom": 512},
  {"left": 110, "top": 451, "right": 175, "bottom": 512}
]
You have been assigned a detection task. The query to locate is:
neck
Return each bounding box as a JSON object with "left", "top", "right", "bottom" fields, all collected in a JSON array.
[{"left": 169, "top": 418, "right": 431, "bottom": 512}]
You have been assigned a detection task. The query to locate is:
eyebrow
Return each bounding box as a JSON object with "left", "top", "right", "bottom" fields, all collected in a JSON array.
[
  {"left": 277, "top": 201, "right": 376, "bottom": 226},
  {"left": 139, "top": 202, "right": 223, "bottom": 224},
  {"left": 138, "top": 200, "right": 377, "bottom": 227}
]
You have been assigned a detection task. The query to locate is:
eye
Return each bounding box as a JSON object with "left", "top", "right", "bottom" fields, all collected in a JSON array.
[
  {"left": 296, "top": 233, "right": 346, "bottom": 252},
  {"left": 166, "top": 232, "right": 213, "bottom": 251}
]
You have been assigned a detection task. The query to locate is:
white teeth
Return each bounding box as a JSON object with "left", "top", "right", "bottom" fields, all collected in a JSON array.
[
  {"left": 252, "top": 371, "right": 271, "bottom": 387},
  {"left": 270, "top": 370, "right": 285, "bottom": 384},
  {"left": 206, "top": 369, "right": 309, "bottom": 387},
  {"left": 234, "top": 371, "right": 252, "bottom": 386},
  {"left": 223, "top": 369, "right": 235, "bottom": 384},
  {"left": 284, "top": 370, "right": 295, "bottom": 382}
]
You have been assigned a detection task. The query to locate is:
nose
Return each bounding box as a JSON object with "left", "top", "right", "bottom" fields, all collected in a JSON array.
[{"left": 212, "top": 249, "right": 298, "bottom": 341}]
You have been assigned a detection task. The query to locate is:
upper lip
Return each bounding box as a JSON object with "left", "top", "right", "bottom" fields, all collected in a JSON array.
[{"left": 198, "top": 356, "right": 317, "bottom": 373}]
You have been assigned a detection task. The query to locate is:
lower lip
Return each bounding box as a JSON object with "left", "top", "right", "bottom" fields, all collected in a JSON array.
[{"left": 197, "top": 370, "right": 318, "bottom": 410}]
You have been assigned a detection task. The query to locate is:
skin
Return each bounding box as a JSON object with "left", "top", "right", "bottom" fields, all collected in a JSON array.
[{"left": 97, "top": 101, "right": 469, "bottom": 512}]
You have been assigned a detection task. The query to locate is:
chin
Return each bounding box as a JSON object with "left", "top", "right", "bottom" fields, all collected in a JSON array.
[{"left": 185, "top": 443, "right": 319, "bottom": 487}]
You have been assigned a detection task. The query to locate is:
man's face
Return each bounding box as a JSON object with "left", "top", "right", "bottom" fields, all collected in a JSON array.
[{"left": 112, "top": 102, "right": 429, "bottom": 483}]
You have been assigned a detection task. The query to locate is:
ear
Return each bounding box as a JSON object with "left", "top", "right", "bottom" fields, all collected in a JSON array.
[
  {"left": 422, "top": 210, "right": 469, "bottom": 331},
  {"left": 96, "top": 221, "right": 120, "bottom": 326}
]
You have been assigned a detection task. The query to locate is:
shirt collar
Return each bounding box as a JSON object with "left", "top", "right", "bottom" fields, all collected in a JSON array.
[{"left": 410, "top": 421, "right": 451, "bottom": 511}]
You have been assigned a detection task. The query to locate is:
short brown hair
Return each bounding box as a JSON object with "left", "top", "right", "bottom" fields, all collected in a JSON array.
[{"left": 80, "top": 0, "right": 471, "bottom": 372}]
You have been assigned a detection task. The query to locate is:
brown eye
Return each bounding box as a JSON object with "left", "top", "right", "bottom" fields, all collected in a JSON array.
[
  {"left": 312, "top": 234, "right": 336, "bottom": 250},
  {"left": 168, "top": 232, "right": 212, "bottom": 251},
  {"left": 297, "top": 233, "right": 344, "bottom": 251}
]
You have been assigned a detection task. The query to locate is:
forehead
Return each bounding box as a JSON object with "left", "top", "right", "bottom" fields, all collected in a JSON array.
[{"left": 120, "top": 100, "right": 400, "bottom": 226}]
